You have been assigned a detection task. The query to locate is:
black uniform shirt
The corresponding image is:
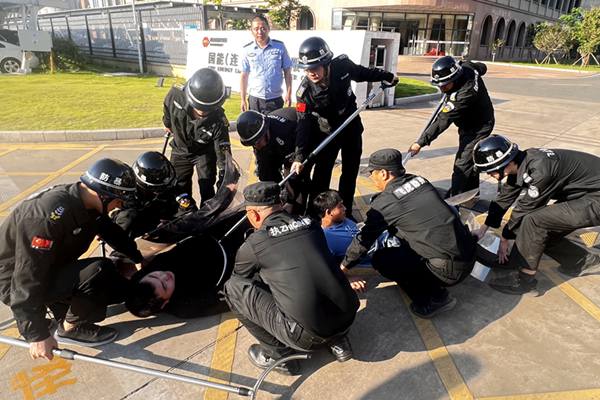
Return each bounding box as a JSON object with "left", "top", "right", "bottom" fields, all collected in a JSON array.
[
  {"left": 294, "top": 55, "right": 395, "bottom": 162},
  {"left": 162, "top": 85, "right": 231, "bottom": 167},
  {"left": 417, "top": 62, "right": 494, "bottom": 147},
  {"left": 485, "top": 148, "right": 600, "bottom": 239},
  {"left": 343, "top": 175, "right": 475, "bottom": 275},
  {"left": 0, "top": 183, "right": 142, "bottom": 342},
  {"left": 255, "top": 107, "right": 297, "bottom": 182},
  {"left": 233, "top": 210, "right": 358, "bottom": 338}
]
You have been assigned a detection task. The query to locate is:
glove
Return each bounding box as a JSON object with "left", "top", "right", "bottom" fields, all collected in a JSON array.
[{"left": 381, "top": 76, "right": 399, "bottom": 88}]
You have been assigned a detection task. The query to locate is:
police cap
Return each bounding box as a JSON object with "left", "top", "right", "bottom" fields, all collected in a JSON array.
[
  {"left": 361, "top": 148, "right": 406, "bottom": 176},
  {"left": 243, "top": 181, "right": 281, "bottom": 207}
]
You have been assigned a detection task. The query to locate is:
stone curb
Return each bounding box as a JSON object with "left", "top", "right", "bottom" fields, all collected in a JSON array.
[
  {"left": 0, "top": 122, "right": 239, "bottom": 144},
  {"left": 394, "top": 91, "right": 441, "bottom": 105},
  {"left": 477, "top": 60, "right": 598, "bottom": 74}
]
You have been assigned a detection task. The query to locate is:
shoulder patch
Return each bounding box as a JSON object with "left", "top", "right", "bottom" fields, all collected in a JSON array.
[
  {"left": 527, "top": 185, "right": 539, "bottom": 198},
  {"left": 275, "top": 137, "right": 285, "bottom": 146},
  {"left": 522, "top": 173, "right": 533, "bottom": 184},
  {"left": 442, "top": 102, "right": 455, "bottom": 113},
  {"left": 49, "top": 205, "right": 65, "bottom": 221}
]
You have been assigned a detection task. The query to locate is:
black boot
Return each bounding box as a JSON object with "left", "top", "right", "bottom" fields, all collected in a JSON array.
[
  {"left": 328, "top": 335, "right": 353, "bottom": 362},
  {"left": 558, "top": 253, "right": 600, "bottom": 277},
  {"left": 55, "top": 322, "right": 118, "bottom": 347},
  {"left": 489, "top": 270, "right": 537, "bottom": 295},
  {"left": 247, "top": 344, "right": 300, "bottom": 376},
  {"left": 410, "top": 295, "right": 457, "bottom": 319}
]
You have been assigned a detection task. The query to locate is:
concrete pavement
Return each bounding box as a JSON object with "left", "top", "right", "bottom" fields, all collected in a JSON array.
[{"left": 1, "top": 62, "right": 600, "bottom": 400}]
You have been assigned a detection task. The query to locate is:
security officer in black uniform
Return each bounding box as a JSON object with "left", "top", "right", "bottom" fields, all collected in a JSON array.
[
  {"left": 0, "top": 159, "right": 144, "bottom": 361},
  {"left": 163, "top": 68, "right": 231, "bottom": 205},
  {"left": 472, "top": 135, "right": 600, "bottom": 294},
  {"left": 237, "top": 107, "right": 308, "bottom": 212},
  {"left": 113, "top": 151, "right": 197, "bottom": 239},
  {"left": 292, "top": 37, "right": 398, "bottom": 217},
  {"left": 408, "top": 56, "right": 494, "bottom": 197},
  {"left": 341, "top": 149, "right": 476, "bottom": 318},
  {"left": 222, "top": 181, "right": 359, "bottom": 375}
]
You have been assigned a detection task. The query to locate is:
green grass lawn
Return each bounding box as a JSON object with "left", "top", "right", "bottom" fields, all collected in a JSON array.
[
  {"left": 0, "top": 72, "right": 435, "bottom": 131},
  {"left": 395, "top": 78, "right": 437, "bottom": 98},
  {"left": 0, "top": 72, "right": 241, "bottom": 131},
  {"left": 506, "top": 61, "right": 600, "bottom": 72}
]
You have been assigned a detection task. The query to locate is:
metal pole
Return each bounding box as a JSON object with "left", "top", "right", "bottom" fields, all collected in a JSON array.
[
  {"left": 220, "top": 84, "right": 387, "bottom": 241},
  {"left": 0, "top": 335, "right": 253, "bottom": 397},
  {"left": 132, "top": 0, "right": 143, "bottom": 74}
]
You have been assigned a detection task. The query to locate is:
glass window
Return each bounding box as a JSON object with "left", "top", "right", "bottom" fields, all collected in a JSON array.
[{"left": 382, "top": 13, "right": 405, "bottom": 33}]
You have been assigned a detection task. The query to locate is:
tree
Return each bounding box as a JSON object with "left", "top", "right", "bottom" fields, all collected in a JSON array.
[
  {"left": 533, "top": 22, "right": 572, "bottom": 64},
  {"left": 573, "top": 7, "right": 600, "bottom": 66},
  {"left": 490, "top": 38, "right": 505, "bottom": 62},
  {"left": 267, "top": 0, "right": 309, "bottom": 30}
]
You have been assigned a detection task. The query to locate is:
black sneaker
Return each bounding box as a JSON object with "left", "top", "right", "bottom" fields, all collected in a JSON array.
[
  {"left": 328, "top": 335, "right": 353, "bottom": 363},
  {"left": 55, "top": 322, "right": 118, "bottom": 347},
  {"left": 247, "top": 344, "right": 300, "bottom": 376},
  {"left": 558, "top": 254, "right": 600, "bottom": 277},
  {"left": 489, "top": 270, "right": 538, "bottom": 295},
  {"left": 410, "top": 295, "right": 457, "bottom": 319}
]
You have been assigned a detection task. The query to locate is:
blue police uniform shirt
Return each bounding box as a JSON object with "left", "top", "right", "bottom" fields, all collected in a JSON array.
[{"left": 242, "top": 38, "right": 292, "bottom": 100}]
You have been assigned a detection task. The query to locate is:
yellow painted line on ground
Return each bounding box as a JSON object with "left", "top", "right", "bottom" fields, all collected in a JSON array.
[
  {"left": 203, "top": 313, "right": 241, "bottom": 400},
  {"left": 542, "top": 267, "right": 600, "bottom": 323},
  {"left": 0, "top": 327, "right": 20, "bottom": 360},
  {"left": 0, "top": 145, "right": 106, "bottom": 214},
  {"left": 0, "top": 148, "right": 17, "bottom": 158},
  {"left": 400, "top": 294, "right": 474, "bottom": 400},
  {"left": 478, "top": 388, "right": 600, "bottom": 399},
  {"left": 203, "top": 155, "right": 255, "bottom": 400}
]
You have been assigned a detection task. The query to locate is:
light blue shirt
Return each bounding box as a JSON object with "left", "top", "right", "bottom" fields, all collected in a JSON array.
[{"left": 242, "top": 38, "right": 292, "bottom": 100}]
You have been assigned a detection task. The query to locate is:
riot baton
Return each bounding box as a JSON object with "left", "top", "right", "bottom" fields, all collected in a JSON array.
[
  {"left": 219, "top": 83, "right": 388, "bottom": 242},
  {"left": 161, "top": 130, "right": 172, "bottom": 155},
  {"left": 0, "top": 335, "right": 308, "bottom": 399},
  {"left": 408, "top": 93, "right": 448, "bottom": 157}
]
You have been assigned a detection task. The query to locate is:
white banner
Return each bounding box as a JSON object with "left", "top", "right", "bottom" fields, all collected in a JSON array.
[{"left": 185, "top": 30, "right": 400, "bottom": 106}]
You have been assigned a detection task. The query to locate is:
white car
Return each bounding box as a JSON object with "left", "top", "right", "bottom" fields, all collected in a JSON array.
[{"left": 0, "top": 29, "right": 39, "bottom": 73}]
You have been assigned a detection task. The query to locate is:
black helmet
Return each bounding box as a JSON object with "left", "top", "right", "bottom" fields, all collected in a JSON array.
[
  {"left": 81, "top": 158, "right": 136, "bottom": 201},
  {"left": 297, "top": 37, "right": 333, "bottom": 69},
  {"left": 185, "top": 68, "right": 228, "bottom": 111},
  {"left": 236, "top": 111, "right": 269, "bottom": 146},
  {"left": 473, "top": 135, "right": 519, "bottom": 173},
  {"left": 132, "top": 151, "right": 176, "bottom": 193},
  {"left": 431, "top": 56, "right": 463, "bottom": 87}
]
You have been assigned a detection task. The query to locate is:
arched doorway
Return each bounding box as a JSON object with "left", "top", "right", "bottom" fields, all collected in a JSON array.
[
  {"left": 297, "top": 8, "right": 314, "bottom": 30},
  {"left": 480, "top": 15, "right": 493, "bottom": 46}
]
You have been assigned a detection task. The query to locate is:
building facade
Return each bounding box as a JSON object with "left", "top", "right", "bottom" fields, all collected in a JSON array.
[{"left": 221, "top": 0, "right": 583, "bottom": 60}]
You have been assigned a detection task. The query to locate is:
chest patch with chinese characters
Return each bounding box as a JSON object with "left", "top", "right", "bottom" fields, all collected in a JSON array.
[
  {"left": 267, "top": 217, "right": 312, "bottom": 237},
  {"left": 392, "top": 176, "right": 426, "bottom": 199}
]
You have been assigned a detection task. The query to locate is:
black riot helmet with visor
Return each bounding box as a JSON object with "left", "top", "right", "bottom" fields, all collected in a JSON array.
[
  {"left": 473, "top": 135, "right": 520, "bottom": 174},
  {"left": 185, "top": 68, "right": 229, "bottom": 112},
  {"left": 297, "top": 37, "right": 334, "bottom": 69},
  {"left": 132, "top": 151, "right": 176, "bottom": 194},
  {"left": 236, "top": 111, "right": 269, "bottom": 147},
  {"left": 431, "top": 56, "right": 463, "bottom": 87},
  {"left": 80, "top": 158, "right": 137, "bottom": 213}
]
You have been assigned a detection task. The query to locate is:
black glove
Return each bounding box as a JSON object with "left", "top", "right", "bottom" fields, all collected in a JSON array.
[{"left": 381, "top": 76, "right": 399, "bottom": 88}]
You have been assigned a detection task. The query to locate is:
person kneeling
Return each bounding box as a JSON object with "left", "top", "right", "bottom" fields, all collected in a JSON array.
[{"left": 222, "top": 182, "right": 360, "bottom": 375}]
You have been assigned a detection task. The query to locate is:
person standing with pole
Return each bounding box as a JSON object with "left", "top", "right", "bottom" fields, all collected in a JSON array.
[
  {"left": 408, "top": 56, "right": 494, "bottom": 197},
  {"left": 292, "top": 37, "right": 398, "bottom": 218}
]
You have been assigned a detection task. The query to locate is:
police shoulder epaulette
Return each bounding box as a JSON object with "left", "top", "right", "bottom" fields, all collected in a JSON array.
[
  {"left": 296, "top": 79, "right": 308, "bottom": 98},
  {"left": 271, "top": 39, "right": 283, "bottom": 43},
  {"left": 243, "top": 41, "right": 254, "bottom": 48},
  {"left": 335, "top": 54, "right": 348, "bottom": 61}
]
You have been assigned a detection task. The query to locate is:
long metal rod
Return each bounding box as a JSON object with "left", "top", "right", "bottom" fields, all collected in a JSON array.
[
  {"left": 220, "top": 84, "right": 387, "bottom": 241},
  {"left": 0, "top": 336, "right": 252, "bottom": 397},
  {"left": 419, "top": 93, "right": 447, "bottom": 138}
]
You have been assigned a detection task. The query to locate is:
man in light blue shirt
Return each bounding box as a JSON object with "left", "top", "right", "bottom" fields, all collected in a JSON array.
[{"left": 240, "top": 15, "right": 293, "bottom": 113}]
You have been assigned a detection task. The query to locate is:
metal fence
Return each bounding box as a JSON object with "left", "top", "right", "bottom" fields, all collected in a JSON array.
[{"left": 34, "top": 3, "right": 262, "bottom": 67}]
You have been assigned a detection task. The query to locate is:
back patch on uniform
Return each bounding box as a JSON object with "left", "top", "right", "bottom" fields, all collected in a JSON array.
[
  {"left": 31, "top": 236, "right": 53, "bottom": 250},
  {"left": 392, "top": 176, "right": 426, "bottom": 199},
  {"left": 268, "top": 217, "right": 312, "bottom": 237}
]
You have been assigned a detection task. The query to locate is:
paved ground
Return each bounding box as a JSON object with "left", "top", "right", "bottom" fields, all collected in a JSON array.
[{"left": 1, "top": 62, "right": 600, "bottom": 400}]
